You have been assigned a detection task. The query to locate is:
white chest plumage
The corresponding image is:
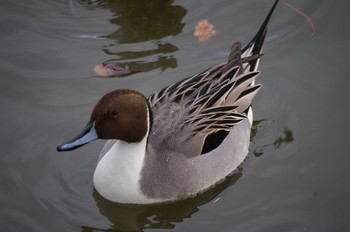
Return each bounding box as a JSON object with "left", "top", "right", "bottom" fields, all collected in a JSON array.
[{"left": 93, "top": 136, "right": 157, "bottom": 204}]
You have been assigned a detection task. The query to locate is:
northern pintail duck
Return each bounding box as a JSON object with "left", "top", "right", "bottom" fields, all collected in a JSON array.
[{"left": 57, "top": 0, "right": 279, "bottom": 204}]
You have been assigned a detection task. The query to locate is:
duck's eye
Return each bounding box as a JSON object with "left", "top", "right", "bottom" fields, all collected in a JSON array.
[{"left": 110, "top": 111, "right": 118, "bottom": 117}]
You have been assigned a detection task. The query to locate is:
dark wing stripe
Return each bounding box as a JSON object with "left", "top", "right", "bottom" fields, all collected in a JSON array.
[
  {"left": 220, "top": 66, "right": 241, "bottom": 82},
  {"left": 237, "top": 84, "right": 262, "bottom": 100},
  {"left": 205, "top": 83, "right": 234, "bottom": 108},
  {"left": 235, "top": 71, "right": 260, "bottom": 86}
]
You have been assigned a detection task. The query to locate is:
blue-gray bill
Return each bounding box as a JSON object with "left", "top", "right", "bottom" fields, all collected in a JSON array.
[{"left": 57, "top": 122, "right": 98, "bottom": 151}]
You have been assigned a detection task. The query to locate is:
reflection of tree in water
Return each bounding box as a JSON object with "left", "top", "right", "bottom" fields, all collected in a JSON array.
[
  {"left": 251, "top": 119, "right": 295, "bottom": 157},
  {"left": 79, "top": 0, "right": 187, "bottom": 73},
  {"left": 102, "top": 41, "right": 179, "bottom": 73},
  {"left": 101, "top": 0, "right": 186, "bottom": 43}
]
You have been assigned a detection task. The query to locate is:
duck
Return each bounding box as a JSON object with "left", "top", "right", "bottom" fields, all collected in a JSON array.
[{"left": 57, "top": 0, "right": 279, "bottom": 205}]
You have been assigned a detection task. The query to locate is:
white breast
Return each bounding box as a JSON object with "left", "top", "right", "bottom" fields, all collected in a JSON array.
[{"left": 93, "top": 136, "right": 160, "bottom": 204}]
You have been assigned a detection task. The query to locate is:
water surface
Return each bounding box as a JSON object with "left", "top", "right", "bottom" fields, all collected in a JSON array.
[{"left": 1, "top": 0, "right": 349, "bottom": 231}]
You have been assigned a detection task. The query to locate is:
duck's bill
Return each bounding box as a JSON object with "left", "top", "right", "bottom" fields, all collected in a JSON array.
[{"left": 57, "top": 121, "right": 98, "bottom": 152}]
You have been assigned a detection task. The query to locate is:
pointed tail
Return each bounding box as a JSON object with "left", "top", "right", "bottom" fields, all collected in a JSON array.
[{"left": 242, "top": 0, "right": 279, "bottom": 72}]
